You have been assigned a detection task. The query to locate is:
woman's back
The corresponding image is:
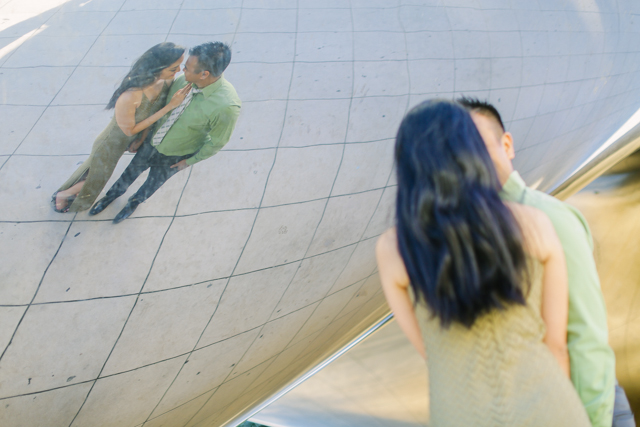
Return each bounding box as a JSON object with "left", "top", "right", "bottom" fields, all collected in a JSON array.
[{"left": 414, "top": 260, "right": 590, "bottom": 426}]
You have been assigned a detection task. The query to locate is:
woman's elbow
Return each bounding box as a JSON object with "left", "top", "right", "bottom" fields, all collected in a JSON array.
[
  {"left": 545, "top": 339, "right": 570, "bottom": 376},
  {"left": 545, "top": 338, "right": 569, "bottom": 357},
  {"left": 120, "top": 127, "right": 135, "bottom": 137}
]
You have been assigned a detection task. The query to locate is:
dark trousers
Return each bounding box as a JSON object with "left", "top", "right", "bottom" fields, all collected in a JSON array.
[
  {"left": 613, "top": 382, "right": 636, "bottom": 427},
  {"left": 106, "top": 141, "right": 192, "bottom": 203}
]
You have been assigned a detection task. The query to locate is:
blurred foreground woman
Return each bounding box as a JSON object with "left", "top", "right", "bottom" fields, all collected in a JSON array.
[{"left": 376, "top": 100, "right": 590, "bottom": 426}]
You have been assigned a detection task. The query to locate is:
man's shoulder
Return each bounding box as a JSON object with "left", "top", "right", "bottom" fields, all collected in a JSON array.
[
  {"left": 217, "top": 78, "right": 241, "bottom": 106},
  {"left": 522, "top": 186, "right": 592, "bottom": 241},
  {"left": 203, "top": 80, "right": 241, "bottom": 120},
  {"left": 522, "top": 186, "right": 576, "bottom": 217}
]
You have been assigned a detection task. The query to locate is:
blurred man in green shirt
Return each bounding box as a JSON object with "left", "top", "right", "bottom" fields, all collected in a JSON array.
[
  {"left": 459, "top": 97, "right": 634, "bottom": 427},
  {"left": 90, "top": 42, "right": 241, "bottom": 224}
]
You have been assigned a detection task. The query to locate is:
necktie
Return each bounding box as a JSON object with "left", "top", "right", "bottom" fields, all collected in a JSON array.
[{"left": 152, "top": 85, "right": 202, "bottom": 146}]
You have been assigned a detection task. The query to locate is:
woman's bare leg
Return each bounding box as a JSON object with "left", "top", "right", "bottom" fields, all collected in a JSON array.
[{"left": 56, "top": 181, "right": 85, "bottom": 210}]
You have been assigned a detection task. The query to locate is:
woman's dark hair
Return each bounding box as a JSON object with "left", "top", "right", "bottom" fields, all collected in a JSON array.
[
  {"left": 394, "top": 99, "right": 528, "bottom": 328},
  {"left": 106, "top": 42, "right": 185, "bottom": 109}
]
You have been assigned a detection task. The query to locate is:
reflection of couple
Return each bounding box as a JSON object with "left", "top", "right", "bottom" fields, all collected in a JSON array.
[{"left": 53, "top": 41, "right": 241, "bottom": 224}]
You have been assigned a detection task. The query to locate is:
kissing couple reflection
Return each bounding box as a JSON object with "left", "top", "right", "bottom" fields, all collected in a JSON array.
[{"left": 52, "top": 41, "right": 241, "bottom": 224}]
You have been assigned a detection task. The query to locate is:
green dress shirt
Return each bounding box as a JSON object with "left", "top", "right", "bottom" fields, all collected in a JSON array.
[
  {"left": 154, "top": 74, "right": 241, "bottom": 166},
  {"left": 501, "top": 171, "right": 615, "bottom": 427}
]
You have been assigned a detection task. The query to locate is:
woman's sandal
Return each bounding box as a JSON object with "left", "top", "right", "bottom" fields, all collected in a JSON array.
[{"left": 51, "top": 191, "right": 76, "bottom": 213}]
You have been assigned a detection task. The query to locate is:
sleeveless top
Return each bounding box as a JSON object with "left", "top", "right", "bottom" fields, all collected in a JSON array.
[{"left": 413, "top": 261, "right": 591, "bottom": 426}]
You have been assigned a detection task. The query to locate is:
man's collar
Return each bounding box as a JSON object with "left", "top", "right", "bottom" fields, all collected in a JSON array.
[
  {"left": 500, "top": 170, "right": 526, "bottom": 202},
  {"left": 192, "top": 75, "right": 224, "bottom": 98}
]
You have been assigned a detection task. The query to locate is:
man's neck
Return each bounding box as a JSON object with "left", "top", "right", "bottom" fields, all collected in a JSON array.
[
  {"left": 194, "top": 75, "right": 221, "bottom": 89},
  {"left": 497, "top": 166, "right": 514, "bottom": 187}
]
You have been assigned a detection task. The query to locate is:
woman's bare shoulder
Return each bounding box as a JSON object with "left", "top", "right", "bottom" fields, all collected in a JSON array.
[
  {"left": 505, "top": 201, "right": 557, "bottom": 258},
  {"left": 116, "top": 89, "right": 143, "bottom": 106},
  {"left": 376, "top": 227, "right": 410, "bottom": 287},
  {"left": 504, "top": 200, "right": 538, "bottom": 217},
  {"left": 376, "top": 228, "right": 402, "bottom": 265},
  {"left": 505, "top": 201, "right": 552, "bottom": 231},
  {"left": 377, "top": 227, "right": 398, "bottom": 254}
]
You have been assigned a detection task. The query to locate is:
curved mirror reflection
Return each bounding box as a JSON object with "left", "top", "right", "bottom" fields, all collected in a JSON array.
[{"left": 0, "top": 0, "right": 639, "bottom": 426}]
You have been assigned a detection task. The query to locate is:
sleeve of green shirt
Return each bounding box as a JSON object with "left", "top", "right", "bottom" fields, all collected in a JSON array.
[
  {"left": 544, "top": 200, "right": 616, "bottom": 427},
  {"left": 185, "top": 104, "right": 240, "bottom": 166}
]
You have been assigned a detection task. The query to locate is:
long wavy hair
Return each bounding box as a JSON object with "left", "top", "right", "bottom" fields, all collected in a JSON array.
[
  {"left": 394, "top": 99, "right": 529, "bottom": 328},
  {"left": 106, "top": 42, "right": 185, "bottom": 109}
]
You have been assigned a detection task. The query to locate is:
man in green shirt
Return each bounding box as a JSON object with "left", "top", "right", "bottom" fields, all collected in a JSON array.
[
  {"left": 90, "top": 42, "right": 241, "bottom": 224},
  {"left": 458, "top": 97, "right": 634, "bottom": 427}
]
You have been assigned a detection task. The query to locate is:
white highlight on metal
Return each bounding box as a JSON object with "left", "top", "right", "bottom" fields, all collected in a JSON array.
[{"left": 566, "top": 106, "right": 640, "bottom": 182}]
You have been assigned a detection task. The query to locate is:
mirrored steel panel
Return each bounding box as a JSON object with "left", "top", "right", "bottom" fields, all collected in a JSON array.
[{"left": 1, "top": 1, "right": 639, "bottom": 426}]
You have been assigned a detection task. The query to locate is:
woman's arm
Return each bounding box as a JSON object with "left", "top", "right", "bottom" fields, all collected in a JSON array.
[
  {"left": 376, "top": 229, "right": 426, "bottom": 359},
  {"left": 114, "top": 85, "right": 192, "bottom": 137},
  {"left": 128, "top": 127, "right": 149, "bottom": 153},
  {"left": 537, "top": 213, "right": 571, "bottom": 378},
  {"left": 511, "top": 203, "right": 570, "bottom": 377}
]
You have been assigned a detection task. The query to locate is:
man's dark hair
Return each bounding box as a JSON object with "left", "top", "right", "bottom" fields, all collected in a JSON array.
[
  {"left": 189, "top": 42, "right": 231, "bottom": 77},
  {"left": 457, "top": 96, "right": 505, "bottom": 132}
]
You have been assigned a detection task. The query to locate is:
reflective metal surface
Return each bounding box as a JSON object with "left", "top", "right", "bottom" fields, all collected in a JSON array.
[
  {"left": 241, "top": 314, "right": 394, "bottom": 427},
  {"left": 1, "top": 1, "right": 639, "bottom": 427},
  {"left": 552, "top": 114, "right": 640, "bottom": 199},
  {"left": 250, "top": 318, "right": 427, "bottom": 427}
]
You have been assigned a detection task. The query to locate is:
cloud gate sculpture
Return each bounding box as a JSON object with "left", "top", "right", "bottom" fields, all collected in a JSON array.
[{"left": 1, "top": 0, "right": 639, "bottom": 426}]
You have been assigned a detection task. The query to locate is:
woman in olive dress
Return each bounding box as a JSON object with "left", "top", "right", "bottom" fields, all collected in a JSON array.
[{"left": 52, "top": 42, "right": 192, "bottom": 212}]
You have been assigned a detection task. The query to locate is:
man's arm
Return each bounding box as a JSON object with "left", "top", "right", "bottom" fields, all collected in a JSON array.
[
  {"left": 545, "top": 201, "right": 616, "bottom": 427},
  {"left": 185, "top": 105, "right": 241, "bottom": 166}
]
